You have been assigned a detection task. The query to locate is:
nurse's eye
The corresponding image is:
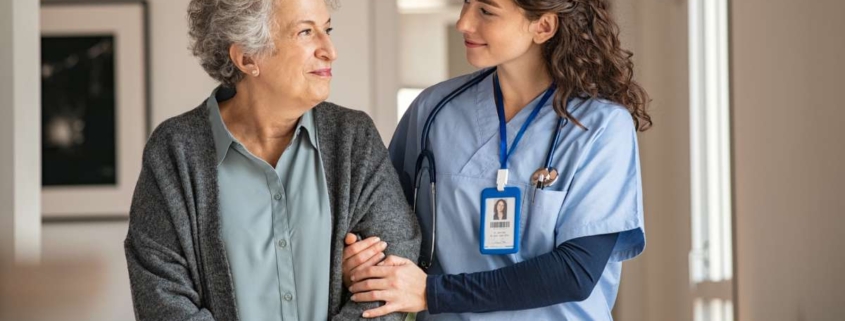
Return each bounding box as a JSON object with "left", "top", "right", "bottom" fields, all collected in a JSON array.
[
  {"left": 480, "top": 7, "right": 493, "bottom": 16},
  {"left": 298, "top": 29, "right": 313, "bottom": 36}
]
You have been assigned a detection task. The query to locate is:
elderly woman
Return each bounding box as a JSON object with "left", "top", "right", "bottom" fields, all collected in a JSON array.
[{"left": 123, "top": 0, "right": 420, "bottom": 320}]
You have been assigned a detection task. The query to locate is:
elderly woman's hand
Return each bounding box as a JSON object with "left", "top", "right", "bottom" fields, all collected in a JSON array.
[
  {"left": 342, "top": 233, "right": 387, "bottom": 288},
  {"left": 349, "top": 255, "right": 428, "bottom": 318}
]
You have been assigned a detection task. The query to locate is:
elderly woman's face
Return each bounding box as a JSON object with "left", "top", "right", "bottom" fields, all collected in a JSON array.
[{"left": 259, "top": 0, "right": 336, "bottom": 106}]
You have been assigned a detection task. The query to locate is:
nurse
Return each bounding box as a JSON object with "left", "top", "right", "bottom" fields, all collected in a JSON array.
[{"left": 343, "top": 0, "right": 650, "bottom": 319}]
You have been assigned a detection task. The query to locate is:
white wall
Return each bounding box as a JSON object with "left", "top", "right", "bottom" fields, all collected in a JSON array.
[
  {"left": 0, "top": 0, "right": 42, "bottom": 266},
  {"left": 732, "top": 1, "right": 845, "bottom": 320}
]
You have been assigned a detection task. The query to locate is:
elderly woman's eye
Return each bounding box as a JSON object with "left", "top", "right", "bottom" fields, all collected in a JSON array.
[
  {"left": 299, "top": 29, "right": 312, "bottom": 36},
  {"left": 326, "top": 27, "right": 334, "bottom": 35}
]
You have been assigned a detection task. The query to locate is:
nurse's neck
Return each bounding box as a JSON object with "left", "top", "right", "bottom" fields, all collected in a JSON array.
[{"left": 496, "top": 51, "right": 553, "bottom": 122}]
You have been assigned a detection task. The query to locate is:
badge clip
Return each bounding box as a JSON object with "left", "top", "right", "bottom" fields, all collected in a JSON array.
[{"left": 496, "top": 169, "right": 508, "bottom": 191}]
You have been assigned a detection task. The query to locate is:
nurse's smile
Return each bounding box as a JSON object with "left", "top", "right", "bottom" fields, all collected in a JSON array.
[{"left": 464, "top": 39, "right": 486, "bottom": 48}]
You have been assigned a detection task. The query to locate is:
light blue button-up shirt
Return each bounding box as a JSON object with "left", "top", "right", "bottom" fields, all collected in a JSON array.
[{"left": 208, "top": 87, "right": 332, "bottom": 321}]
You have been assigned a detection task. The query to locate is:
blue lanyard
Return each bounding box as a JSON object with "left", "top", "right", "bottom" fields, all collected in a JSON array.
[{"left": 492, "top": 74, "right": 556, "bottom": 170}]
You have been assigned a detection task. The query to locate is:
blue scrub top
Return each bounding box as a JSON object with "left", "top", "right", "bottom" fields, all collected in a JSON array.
[{"left": 389, "top": 69, "right": 646, "bottom": 321}]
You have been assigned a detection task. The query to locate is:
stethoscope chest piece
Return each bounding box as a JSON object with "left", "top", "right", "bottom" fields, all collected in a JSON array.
[{"left": 531, "top": 167, "right": 559, "bottom": 188}]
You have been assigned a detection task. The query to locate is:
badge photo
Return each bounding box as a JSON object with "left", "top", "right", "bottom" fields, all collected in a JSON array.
[{"left": 479, "top": 186, "right": 521, "bottom": 255}]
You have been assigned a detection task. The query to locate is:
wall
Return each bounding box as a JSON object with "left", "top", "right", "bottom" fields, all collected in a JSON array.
[
  {"left": 610, "top": 1, "right": 692, "bottom": 320},
  {"left": 0, "top": 0, "right": 42, "bottom": 265},
  {"left": 147, "top": 0, "right": 218, "bottom": 126},
  {"left": 613, "top": 1, "right": 845, "bottom": 320},
  {"left": 732, "top": 1, "right": 845, "bottom": 320},
  {"left": 399, "top": 11, "right": 452, "bottom": 88}
]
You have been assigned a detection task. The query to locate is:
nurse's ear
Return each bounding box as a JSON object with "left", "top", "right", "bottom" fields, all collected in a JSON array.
[{"left": 530, "top": 12, "right": 559, "bottom": 45}]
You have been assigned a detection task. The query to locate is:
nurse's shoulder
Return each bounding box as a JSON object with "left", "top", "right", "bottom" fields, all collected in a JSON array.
[
  {"left": 404, "top": 68, "right": 494, "bottom": 124},
  {"left": 568, "top": 97, "right": 637, "bottom": 138}
]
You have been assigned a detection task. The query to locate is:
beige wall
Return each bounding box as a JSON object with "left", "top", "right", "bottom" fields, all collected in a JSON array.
[
  {"left": 615, "top": 0, "right": 845, "bottom": 320},
  {"left": 732, "top": 1, "right": 845, "bottom": 320},
  {"left": 400, "top": 11, "right": 453, "bottom": 88},
  {"left": 611, "top": 0, "right": 692, "bottom": 320},
  {"left": 148, "top": 0, "right": 217, "bottom": 126}
]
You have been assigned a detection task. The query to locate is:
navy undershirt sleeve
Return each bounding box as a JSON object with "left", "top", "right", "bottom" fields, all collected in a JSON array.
[{"left": 426, "top": 232, "right": 620, "bottom": 314}]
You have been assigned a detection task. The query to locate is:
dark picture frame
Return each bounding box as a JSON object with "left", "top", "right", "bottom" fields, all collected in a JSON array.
[{"left": 40, "top": 0, "right": 150, "bottom": 219}]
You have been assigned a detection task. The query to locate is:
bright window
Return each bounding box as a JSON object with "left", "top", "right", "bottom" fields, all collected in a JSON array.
[
  {"left": 397, "top": 88, "right": 424, "bottom": 122},
  {"left": 689, "top": 0, "right": 733, "bottom": 319}
]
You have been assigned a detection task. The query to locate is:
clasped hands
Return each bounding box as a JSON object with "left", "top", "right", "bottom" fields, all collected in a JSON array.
[{"left": 341, "top": 233, "right": 428, "bottom": 318}]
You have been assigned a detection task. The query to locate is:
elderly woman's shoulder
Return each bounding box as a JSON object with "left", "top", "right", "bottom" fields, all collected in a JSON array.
[
  {"left": 143, "top": 105, "right": 210, "bottom": 157},
  {"left": 314, "top": 101, "right": 376, "bottom": 128}
]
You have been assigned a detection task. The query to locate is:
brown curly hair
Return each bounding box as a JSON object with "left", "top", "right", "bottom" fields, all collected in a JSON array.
[{"left": 514, "top": 0, "right": 652, "bottom": 131}]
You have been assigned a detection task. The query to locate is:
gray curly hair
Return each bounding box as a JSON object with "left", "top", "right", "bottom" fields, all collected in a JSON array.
[{"left": 188, "top": 0, "right": 338, "bottom": 87}]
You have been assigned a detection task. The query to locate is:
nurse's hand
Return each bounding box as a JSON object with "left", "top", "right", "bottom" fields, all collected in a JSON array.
[
  {"left": 349, "top": 255, "right": 427, "bottom": 318},
  {"left": 342, "top": 233, "right": 387, "bottom": 288}
]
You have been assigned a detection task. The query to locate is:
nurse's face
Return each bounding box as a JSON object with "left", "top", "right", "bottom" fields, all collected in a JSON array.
[
  {"left": 257, "top": 0, "right": 337, "bottom": 107},
  {"left": 496, "top": 201, "right": 505, "bottom": 213},
  {"left": 456, "top": 0, "right": 538, "bottom": 68}
]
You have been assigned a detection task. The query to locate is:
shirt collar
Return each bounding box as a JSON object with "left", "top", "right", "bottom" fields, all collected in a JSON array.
[
  {"left": 207, "top": 86, "right": 319, "bottom": 166},
  {"left": 297, "top": 106, "right": 319, "bottom": 150},
  {"left": 208, "top": 87, "right": 236, "bottom": 166}
]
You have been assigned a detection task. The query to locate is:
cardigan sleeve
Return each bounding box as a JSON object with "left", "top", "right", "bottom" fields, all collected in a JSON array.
[
  {"left": 124, "top": 156, "right": 218, "bottom": 321},
  {"left": 329, "top": 111, "right": 422, "bottom": 321}
]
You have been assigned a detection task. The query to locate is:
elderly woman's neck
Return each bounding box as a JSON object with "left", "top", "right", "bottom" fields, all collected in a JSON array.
[
  {"left": 220, "top": 87, "right": 306, "bottom": 141},
  {"left": 218, "top": 85, "right": 311, "bottom": 165}
]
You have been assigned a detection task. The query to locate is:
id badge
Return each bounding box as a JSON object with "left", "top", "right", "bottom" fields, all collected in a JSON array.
[{"left": 479, "top": 186, "right": 521, "bottom": 255}]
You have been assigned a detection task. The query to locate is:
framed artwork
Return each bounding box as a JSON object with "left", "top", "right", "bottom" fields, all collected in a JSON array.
[{"left": 40, "top": 0, "right": 150, "bottom": 219}]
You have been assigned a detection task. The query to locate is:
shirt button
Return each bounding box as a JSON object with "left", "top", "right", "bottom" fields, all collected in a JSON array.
[
  {"left": 273, "top": 193, "right": 282, "bottom": 200},
  {"left": 278, "top": 239, "right": 287, "bottom": 248},
  {"left": 284, "top": 293, "right": 293, "bottom": 301}
]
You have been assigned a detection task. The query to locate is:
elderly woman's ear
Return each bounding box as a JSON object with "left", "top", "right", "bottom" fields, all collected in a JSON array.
[{"left": 228, "top": 44, "right": 260, "bottom": 77}]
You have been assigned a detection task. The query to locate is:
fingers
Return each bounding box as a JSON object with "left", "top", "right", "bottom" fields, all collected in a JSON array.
[
  {"left": 379, "top": 255, "right": 411, "bottom": 266},
  {"left": 344, "top": 233, "right": 357, "bottom": 245},
  {"left": 342, "top": 236, "right": 382, "bottom": 261},
  {"left": 351, "top": 289, "right": 392, "bottom": 302},
  {"left": 362, "top": 302, "right": 401, "bottom": 318},
  {"left": 349, "top": 278, "right": 390, "bottom": 293},
  {"left": 350, "top": 265, "right": 392, "bottom": 283},
  {"left": 347, "top": 250, "right": 385, "bottom": 279},
  {"left": 343, "top": 242, "right": 388, "bottom": 271}
]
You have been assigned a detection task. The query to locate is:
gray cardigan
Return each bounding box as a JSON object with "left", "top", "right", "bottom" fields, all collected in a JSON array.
[{"left": 124, "top": 101, "right": 421, "bottom": 321}]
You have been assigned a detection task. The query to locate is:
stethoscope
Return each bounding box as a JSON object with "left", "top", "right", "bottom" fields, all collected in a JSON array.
[{"left": 413, "top": 67, "right": 569, "bottom": 270}]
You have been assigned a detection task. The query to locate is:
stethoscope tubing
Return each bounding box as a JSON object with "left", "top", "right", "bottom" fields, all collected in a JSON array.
[{"left": 412, "top": 67, "right": 568, "bottom": 269}]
